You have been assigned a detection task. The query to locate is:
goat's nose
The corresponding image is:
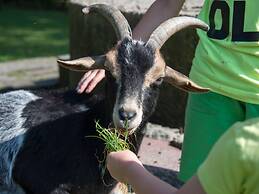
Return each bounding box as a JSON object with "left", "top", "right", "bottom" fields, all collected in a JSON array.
[{"left": 118, "top": 107, "right": 136, "bottom": 121}]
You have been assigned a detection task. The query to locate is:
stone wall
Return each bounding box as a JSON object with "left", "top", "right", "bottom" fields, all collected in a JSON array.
[{"left": 63, "top": 0, "right": 204, "bottom": 128}]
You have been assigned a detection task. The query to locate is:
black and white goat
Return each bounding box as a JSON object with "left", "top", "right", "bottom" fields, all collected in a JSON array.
[{"left": 0, "top": 4, "right": 209, "bottom": 194}]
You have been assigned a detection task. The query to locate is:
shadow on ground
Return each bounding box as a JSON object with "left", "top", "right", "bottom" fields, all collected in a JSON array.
[{"left": 145, "top": 165, "right": 183, "bottom": 189}]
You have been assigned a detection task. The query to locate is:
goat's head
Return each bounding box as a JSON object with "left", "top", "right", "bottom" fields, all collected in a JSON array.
[{"left": 57, "top": 4, "right": 209, "bottom": 134}]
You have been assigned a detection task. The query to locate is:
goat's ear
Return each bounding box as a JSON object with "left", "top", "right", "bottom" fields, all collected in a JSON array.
[
  {"left": 164, "top": 66, "right": 210, "bottom": 92},
  {"left": 57, "top": 55, "right": 106, "bottom": 72}
]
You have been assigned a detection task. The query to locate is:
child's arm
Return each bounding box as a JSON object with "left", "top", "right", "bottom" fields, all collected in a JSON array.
[
  {"left": 107, "top": 150, "right": 206, "bottom": 194},
  {"left": 133, "top": 0, "right": 185, "bottom": 41}
]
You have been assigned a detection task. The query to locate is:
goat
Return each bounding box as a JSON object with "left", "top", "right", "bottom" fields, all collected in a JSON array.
[{"left": 0, "top": 4, "right": 209, "bottom": 194}]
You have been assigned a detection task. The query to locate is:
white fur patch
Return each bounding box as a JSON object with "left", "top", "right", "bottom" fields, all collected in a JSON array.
[
  {"left": 0, "top": 90, "right": 39, "bottom": 192},
  {"left": 113, "top": 94, "right": 143, "bottom": 132}
]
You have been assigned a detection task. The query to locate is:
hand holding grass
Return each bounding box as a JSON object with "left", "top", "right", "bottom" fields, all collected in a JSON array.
[
  {"left": 91, "top": 121, "right": 134, "bottom": 185},
  {"left": 107, "top": 150, "right": 144, "bottom": 184}
]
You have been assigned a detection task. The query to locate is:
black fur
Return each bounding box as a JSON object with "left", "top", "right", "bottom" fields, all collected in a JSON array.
[
  {"left": 117, "top": 38, "right": 155, "bottom": 101},
  {"left": 13, "top": 90, "right": 116, "bottom": 194}
]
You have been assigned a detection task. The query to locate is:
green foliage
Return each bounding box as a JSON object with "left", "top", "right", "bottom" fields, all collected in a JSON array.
[
  {"left": 0, "top": 8, "right": 68, "bottom": 62},
  {"left": 0, "top": 0, "right": 68, "bottom": 10}
]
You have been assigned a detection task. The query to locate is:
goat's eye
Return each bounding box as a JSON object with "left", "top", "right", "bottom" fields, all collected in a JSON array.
[{"left": 154, "top": 77, "right": 164, "bottom": 85}]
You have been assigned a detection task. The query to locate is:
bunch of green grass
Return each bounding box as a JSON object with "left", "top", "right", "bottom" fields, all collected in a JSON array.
[
  {"left": 87, "top": 121, "right": 132, "bottom": 186},
  {"left": 93, "top": 121, "right": 135, "bottom": 192},
  {"left": 95, "top": 121, "right": 130, "bottom": 153}
]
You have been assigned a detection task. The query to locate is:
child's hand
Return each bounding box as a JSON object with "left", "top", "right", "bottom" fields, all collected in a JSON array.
[
  {"left": 107, "top": 150, "right": 144, "bottom": 183},
  {"left": 76, "top": 69, "right": 105, "bottom": 93}
]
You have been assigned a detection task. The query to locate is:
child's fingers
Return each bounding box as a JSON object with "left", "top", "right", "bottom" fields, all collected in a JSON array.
[
  {"left": 77, "top": 70, "right": 98, "bottom": 93},
  {"left": 85, "top": 70, "right": 105, "bottom": 93}
]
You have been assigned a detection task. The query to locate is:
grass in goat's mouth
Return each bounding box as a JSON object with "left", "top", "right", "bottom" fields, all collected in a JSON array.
[
  {"left": 95, "top": 121, "right": 131, "bottom": 152},
  {"left": 87, "top": 121, "right": 132, "bottom": 186}
]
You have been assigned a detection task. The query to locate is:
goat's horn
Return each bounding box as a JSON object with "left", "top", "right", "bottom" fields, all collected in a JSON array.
[
  {"left": 82, "top": 4, "right": 132, "bottom": 40},
  {"left": 57, "top": 55, "right": 106, "bottom": 72},
  {"left": 147, "top": 16, "right": 209, "bottom": 50},
  {"left": 164, "top": 66, "right": 210, "bottom": 92}
]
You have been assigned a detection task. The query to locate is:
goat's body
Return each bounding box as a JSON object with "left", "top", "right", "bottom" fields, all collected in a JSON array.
[
  {"left": 0, "top": 38, "right": 160, "bottom": 194},
  {"left": 0, "top": 89, "right": 118, "bottom": 194}
]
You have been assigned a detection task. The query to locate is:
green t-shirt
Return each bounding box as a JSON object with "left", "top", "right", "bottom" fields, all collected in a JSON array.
[
  {"left": 190, "top": 0, "right": 259, "bottom": 104},
  {"left": 197, "top": 118, "right": 259, "bottom": 194}
]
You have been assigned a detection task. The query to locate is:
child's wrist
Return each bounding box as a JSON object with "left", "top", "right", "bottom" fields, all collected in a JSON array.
[{"left": 125, "top": 161, "right": 147, "bottom": 185}]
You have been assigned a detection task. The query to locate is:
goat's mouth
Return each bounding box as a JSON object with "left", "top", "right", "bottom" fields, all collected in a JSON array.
[{"left": 109, "top": 122, "right": 137, "bottom": 135}]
